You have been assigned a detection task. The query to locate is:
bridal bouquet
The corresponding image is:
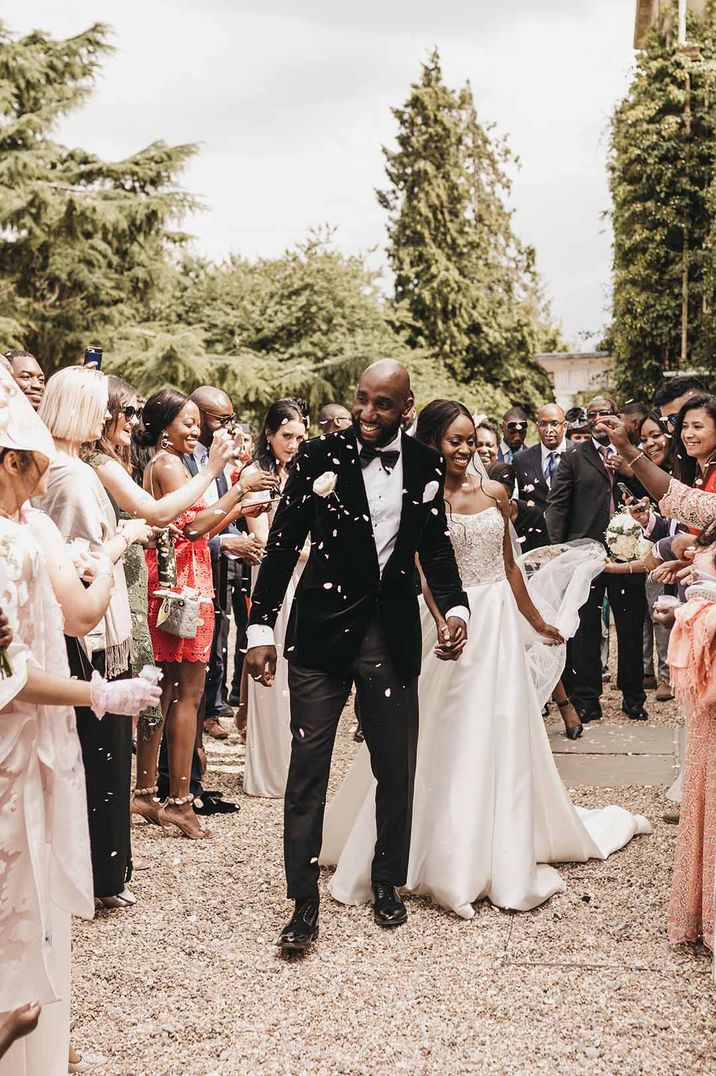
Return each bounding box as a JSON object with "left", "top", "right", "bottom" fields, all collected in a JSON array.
[{"left": 605, "top": 512, "right": 653, "bottom": 563}]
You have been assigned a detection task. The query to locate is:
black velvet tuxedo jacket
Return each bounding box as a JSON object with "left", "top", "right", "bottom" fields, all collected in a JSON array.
[
  {"left": 513, "top": 441, "right": 574, "bottom": 515},
  {"left": 544, "top": 439, "right": 644, "bottom": 546},
  {"left": 248, "top": 428, "right": 468, "bottom": 679}
]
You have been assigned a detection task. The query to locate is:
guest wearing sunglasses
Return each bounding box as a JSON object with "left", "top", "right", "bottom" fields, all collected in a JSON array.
[
  {"left": 545, "top": 396, "right": 648, "bottom": 724},
  {"left": 498, "top": 406, "right": 529, "bottom": 464}
]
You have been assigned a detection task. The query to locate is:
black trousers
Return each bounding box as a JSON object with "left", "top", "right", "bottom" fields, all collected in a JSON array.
[
  {"left": 284, "top": 615, "right": 418, "bottom": 900},
  {"left": 67, "top": 639, "right": 133, "bottom": 898},
  {"left": 228, "top": 564, "right": 250, "bottom": 702},
  {"left": 564, "top": 572, "right": 646, "bottom": 712}
]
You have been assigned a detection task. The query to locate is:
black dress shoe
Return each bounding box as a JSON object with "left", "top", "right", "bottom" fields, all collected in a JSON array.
[
  {"left": 194, "top": 791, "right": 240, "bottom": 815},
  {"left": 576, "top": 706, "right": 602, "bottom": 724},
  {"left": 277, "top": 899, "right": 319, "bottom": 952},
  {"left": 622, "top": 702, "right": 649, "bottom": 721},
  {"left": 372, "top": 883, "right": 407, "bottom": 928}
]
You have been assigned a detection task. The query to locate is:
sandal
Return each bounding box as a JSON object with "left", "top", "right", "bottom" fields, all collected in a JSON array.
[{"left": 96, "top": 887, "right": 136, "bottom": 910}]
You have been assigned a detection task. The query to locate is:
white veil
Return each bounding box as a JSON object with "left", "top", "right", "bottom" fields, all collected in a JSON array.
[{"left": 468, "top": 454, "right": 605, "bottom": 706}]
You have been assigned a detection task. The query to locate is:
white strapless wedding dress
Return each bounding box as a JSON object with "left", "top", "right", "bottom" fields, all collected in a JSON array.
[{"left": 320, "top": 507, "right": 651, "bottom": 917}]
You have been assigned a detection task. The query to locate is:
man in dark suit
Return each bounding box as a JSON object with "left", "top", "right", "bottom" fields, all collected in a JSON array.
[
  {"left": 188, "top": 387, "right": 265, "bottom": 736},
  {"left": 513, "top": 403, "right": 572, "bottom": 514},
  {"left": 545, "top": 395, "right": 648, "bottom": 723},
  {"left": 246, "top": 361, "right": 469, "bottom": 952},
  {"left": 497, "top": 406, "right": 529, "bottom": 463}
]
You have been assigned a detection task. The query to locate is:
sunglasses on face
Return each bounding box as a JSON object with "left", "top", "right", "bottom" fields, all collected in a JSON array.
[
  {"left": 122, "top": 405, "right": 143, "bottom": 420},
  {"left": 586, "top": 409, "right": 616, "bottom": 420},
  {"left": 505, "top": 422, "right": 526, "bottom": 431},
  {"left": 207, "top": 412, "right": 237, "bottom": 427},
  {"left": 664, "top": 413, "right": 678, "bottom": 428}
]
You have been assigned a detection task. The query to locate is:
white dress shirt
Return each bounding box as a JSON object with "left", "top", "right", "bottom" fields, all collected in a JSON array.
[
  {"left": 540, "top": 438, "right": 568, "bottom": 486},
  {"left": 246, "top": 431, "right": 468, "bottom": 649}
]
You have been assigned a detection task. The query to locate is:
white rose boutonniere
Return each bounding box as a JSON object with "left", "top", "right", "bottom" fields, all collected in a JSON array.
[{"left": 313, "top": 471, "right": 338, "bottom": 498}]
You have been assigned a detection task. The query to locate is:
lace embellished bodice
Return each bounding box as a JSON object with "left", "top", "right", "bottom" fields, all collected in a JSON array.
[{"left": 448, "top": 507, "right": 506, "bottom": 587}]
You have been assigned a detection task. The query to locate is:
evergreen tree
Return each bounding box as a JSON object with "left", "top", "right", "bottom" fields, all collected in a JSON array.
[
  {"left": 609, "top": 1, "right": 716, "bottom": 399},
  {"left": 0, "top": 22, "right": 198, "bottom": 372},
  {"left": 379, "top": 50, "right": 557, "bottom": 410}
]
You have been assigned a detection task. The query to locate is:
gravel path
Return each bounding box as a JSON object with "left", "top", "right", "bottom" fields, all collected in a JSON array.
[{"left": 71, "top": 679, "right": 716, "bottom": 1075}]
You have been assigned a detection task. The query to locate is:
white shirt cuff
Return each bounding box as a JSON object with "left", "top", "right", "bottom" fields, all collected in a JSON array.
[
  {"left": 445, "top": 605, "right": 470, "bottom": 624},
  {"left": 246, "top": 624, "right": 275, "bottom": 649}
]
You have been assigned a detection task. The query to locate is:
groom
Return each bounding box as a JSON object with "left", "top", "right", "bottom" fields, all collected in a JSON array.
[{"left": 245, "top": 361, "right": 469, "bottom": 952}]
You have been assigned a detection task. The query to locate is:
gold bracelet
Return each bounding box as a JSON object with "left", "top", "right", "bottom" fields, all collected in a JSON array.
[
  {"left": 628, "top": 563, "right": 633, "bottom": 574},
  {"left": 629, "top": 450, "right": 646, "bottom": 466}
]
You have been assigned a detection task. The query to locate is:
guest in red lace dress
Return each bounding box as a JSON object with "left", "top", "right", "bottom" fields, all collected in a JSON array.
[{"left": 136, "top": 389, "right": 272, "bottom": 838}]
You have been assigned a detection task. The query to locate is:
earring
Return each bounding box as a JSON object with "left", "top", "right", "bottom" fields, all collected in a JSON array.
[{"left": 161, "top": 431, "right": 170, "bottom": 450}]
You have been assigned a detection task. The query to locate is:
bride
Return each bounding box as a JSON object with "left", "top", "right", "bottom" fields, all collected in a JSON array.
[{"left": 321, "top": 399, "right": 651, "bottom": 918}]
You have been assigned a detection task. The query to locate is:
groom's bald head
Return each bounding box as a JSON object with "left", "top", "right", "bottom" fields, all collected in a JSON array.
[{"left": 352, "top": 361, "right": 415, "bottom": 447}]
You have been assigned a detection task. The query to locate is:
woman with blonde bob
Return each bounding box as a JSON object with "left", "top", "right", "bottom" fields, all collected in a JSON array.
[{"left": 37, "top": 366, "right": 153, "bottom": 909}]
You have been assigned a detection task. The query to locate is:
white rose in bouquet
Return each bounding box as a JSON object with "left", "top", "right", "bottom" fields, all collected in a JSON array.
[{"left": 605, "top": 511, "right": 646, "bottom": 562}]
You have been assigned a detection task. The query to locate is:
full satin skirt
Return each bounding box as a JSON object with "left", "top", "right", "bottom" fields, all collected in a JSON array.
[
  {"left": 245, "top": 562, "right": 305, "bottom": 798},
  {"left": 322, "top": 574, "right": 651, "bottom": 917}
]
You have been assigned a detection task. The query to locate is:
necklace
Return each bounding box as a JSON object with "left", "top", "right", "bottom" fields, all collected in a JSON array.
[{"left": 0, "top": 504, "right": 18, "bottom": 520}]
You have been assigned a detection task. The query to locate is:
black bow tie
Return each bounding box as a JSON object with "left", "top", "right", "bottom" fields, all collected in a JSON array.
[{"left": 359, "top": 444, "right": 400, "bottom": 472}]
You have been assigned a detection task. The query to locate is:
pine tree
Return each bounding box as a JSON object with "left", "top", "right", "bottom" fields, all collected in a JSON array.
[
  {"left": 378, "top": 50, "right": 556, "bottom": 410},
  {"left": 609, "top": 1, "right": 716, "bottom": 399},
  {"left": 0, "top": 22, "right": 198, "bottom": 372}
]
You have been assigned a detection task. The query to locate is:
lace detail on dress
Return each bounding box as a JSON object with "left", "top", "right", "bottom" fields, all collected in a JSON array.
[
  {"left": 448, "top": 507, "right": 506, "bottom": 587},
  {"left": 660, "top": 478, "right": 716, "bottom": 531}
]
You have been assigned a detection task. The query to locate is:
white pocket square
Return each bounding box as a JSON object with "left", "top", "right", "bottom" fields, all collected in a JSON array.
[{"left": 422, "top": 480, "right": 439, "bottom": 503}]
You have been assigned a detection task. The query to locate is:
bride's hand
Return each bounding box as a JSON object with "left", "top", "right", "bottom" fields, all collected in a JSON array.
[
  {"left": 537, "top": 622, "right": 564, "bottom": 646},
  {"left": 433, "top": 619, "right": 467, "bottom": 661}
]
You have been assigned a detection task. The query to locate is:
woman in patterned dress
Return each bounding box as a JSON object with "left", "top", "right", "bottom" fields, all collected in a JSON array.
[{"left": 136, "top": 389, "right": 272, "bottom": 838}]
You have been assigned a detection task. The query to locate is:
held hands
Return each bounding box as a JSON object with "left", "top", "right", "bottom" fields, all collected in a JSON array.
[
  {"left": 208, "top": 429, "right": 235, "bottom": 475},
  {"left": 433, "top": 616, "right": 468, "bottom": 662},
  {"left": 245, "top": 644, "right": 277, "bottom": 686}
]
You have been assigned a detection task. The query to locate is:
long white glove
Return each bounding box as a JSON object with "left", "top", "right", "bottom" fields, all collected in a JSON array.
[{"left": 90, "top": 668, "right": 163, "bottom": 719}]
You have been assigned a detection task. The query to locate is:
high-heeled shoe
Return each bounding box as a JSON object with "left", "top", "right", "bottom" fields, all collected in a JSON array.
[
  {"left": 557, "top": 697, "right": 583, "bottom": 740},
  {"left": 95, "top": 887, "right": 136, "bottom": 910},
  {"left": 158, "top": 796, "right": 212, "bottom": 840},
  {"left": 131, "top": 785, "right": 162, "bottom": 826}
]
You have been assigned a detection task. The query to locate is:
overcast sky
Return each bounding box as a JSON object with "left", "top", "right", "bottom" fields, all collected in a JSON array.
[{"left": 5, "top": 0, "right": 636, "bottom": 346}]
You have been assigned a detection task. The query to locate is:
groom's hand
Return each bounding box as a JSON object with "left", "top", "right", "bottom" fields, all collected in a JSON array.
[
  {"left": 245, "top": 645, "right": 277, "bottom": 687},
  {"left": 434, "top": 617, "right": 468, "bottom": 662}
]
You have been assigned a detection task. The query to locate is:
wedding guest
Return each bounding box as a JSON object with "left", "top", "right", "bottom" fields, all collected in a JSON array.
[
  {"left": 636, "top": 410, "right": 676, "bottom": 701},
  {"left": 488, "top": 462, "right": 547, "bottom": 554},
  {"left": 136, "top": 389, "right": 270, "bottom": 838},
  {"left": 187, "top": 386, "right": 270, "bottom": 739},
  {"left": 513, "top": 403, "right": 571, "bottom": 514},
  {"left": 664, "top": 524, "right": 716, "bottom": 950},
  {"left": 545, "top": 396, "right": 648, "bottom": 724},
  {"left": 317, "top": 403, "right": 351, "bottom": 436},
  {"left": 476, "top": 420, "right": 499, "bottom": 470},
  {"left": 671, "top": 394, "right": 716, "bottom": 502},
  {"left": 37, "top": 366, "right": 153, "bottom": 909},
  {"left": 81, "top": 376, "right": 236, "bottom": 824},
  {"left": 619, "top": 401, "right": 647, "bottom": 445},
  {"left": 653, "top": 374, "right": 704, "bottom": 424},
  {"left": 565, "top": 407, "right": 591, "bottom": 443},
  {"left": 498, "top": 406, "right": 529, "bottom": 463},
  {"left": 243, "top": 397, "right": 308, "bottom": 798},
  {"left": 4, "top": 349, "right": 45, "bottom": 411},
  {"left": 0, "top": 368, "right": 161, "bottom": 1076}
]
